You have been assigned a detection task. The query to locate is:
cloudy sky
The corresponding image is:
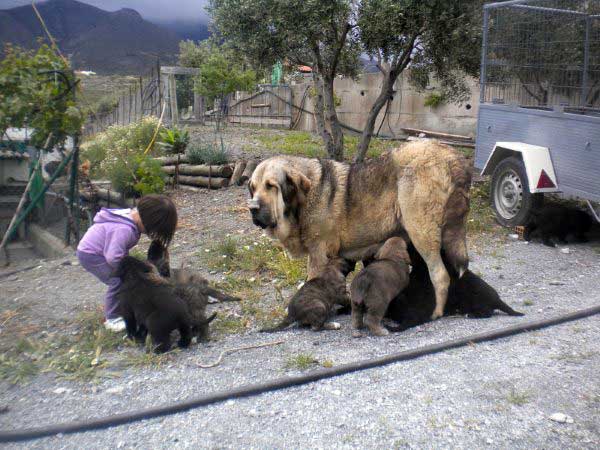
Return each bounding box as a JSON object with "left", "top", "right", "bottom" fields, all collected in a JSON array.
[{"left": 2, "top": 0, "right": 210, "bottom": 23}]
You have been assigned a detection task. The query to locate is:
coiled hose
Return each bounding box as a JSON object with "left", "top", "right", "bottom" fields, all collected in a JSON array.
[{"left": 1, "top": 305, "right": 598, "bottom": 443}]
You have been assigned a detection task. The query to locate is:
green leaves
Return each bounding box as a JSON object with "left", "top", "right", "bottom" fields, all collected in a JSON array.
[
  {"left": 0, "top": 44, "right": 84, "bottom": 149},
  {"left": 158, "top": 126, "right": 190, "bottom": 154},
  {"left": 194, "top": 50, "right": 257, "bottom": 103}
]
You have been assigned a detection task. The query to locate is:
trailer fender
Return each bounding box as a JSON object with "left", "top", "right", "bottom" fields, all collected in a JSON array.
[{"left": 481, "top": 142, "right": 559, "bottom": 194}]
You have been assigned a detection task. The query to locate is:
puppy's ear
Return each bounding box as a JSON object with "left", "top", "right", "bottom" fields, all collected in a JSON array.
[
  {"left": 113, "top": 256, "right": 136, "bottom": 279},
  {"left": 282, "top": 169, "right": 311, "bottom": 206}
]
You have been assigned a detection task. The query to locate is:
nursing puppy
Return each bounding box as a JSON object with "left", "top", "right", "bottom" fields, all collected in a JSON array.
[
  {"left": 350, "top": 237, "right": 411, "bottom": 336},
  {"left": 385, "top": 246, "right": 523, "bottom": 332},
  {"left": 260, "top": 258, "right": 353, "bottom": 332},
  {"left": 524, "top": 204, "right": 592, "bottom": 247},
  {"left": 114, "top": 256, "right": 193, "bottom": 353}
]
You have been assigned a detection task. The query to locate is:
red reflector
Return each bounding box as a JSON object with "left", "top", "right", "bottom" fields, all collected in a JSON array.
[{"left": 536, "top": 169, "right": 556, "bottom": 189}]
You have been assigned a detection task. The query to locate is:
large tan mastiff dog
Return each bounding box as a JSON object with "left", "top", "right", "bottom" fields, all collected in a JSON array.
[{"left": 248, "top": 140, "right": 471, "bottom": 319}]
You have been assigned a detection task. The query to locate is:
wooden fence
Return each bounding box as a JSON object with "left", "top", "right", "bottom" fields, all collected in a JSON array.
[
  {"left": 227, "top": 85, "right": 292, "bottom": 128},
  {"left": 82, "top": 63, "right": 164, "bottom": 136}
]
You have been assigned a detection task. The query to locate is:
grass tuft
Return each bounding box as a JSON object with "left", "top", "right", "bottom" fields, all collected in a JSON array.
[
  {"left": 506, "top": 387, "right": 531, "bottom": 406},
  {"left": 255, "top": 130, "right": 397, "bottom": 161},
  {"left": 204, "top": 237, "right": 307, "bottom": 288},
  {"left": 285, "top": 353, "right": 319, "bottom": 370}
]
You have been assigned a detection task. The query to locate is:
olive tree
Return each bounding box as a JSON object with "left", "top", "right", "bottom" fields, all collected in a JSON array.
[
  {"left": 355, "top": 0, "right": 481, "bottom": 161},
  {"left": 209, "top": 0, "right": 359, "bottom": 161},
  {"left": 209, "top": 0, "right": 481, "bottom": 161}
]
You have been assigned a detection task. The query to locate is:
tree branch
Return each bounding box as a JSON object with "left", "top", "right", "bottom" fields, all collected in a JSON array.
[{"left": 330, "top": 21, "right": 351, "bottom": 78}]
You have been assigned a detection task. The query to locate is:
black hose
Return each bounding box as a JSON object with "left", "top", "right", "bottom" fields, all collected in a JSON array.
[{"left": 1, "top": 305, "right": 599, "bottom": 443}]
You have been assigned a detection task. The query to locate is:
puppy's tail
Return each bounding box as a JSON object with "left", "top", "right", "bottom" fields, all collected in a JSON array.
[
  {"left": 200, "top": 312, "right": 218, "bottom": 325},
  {"left": 259, "top": 315, "right": 294, "bottom": 333},
  {"left": 494, "top": 300, "right": 525, "bottom": 317},
  {"left": 204, "top": 287, "right": 242, "bottom": 303}
]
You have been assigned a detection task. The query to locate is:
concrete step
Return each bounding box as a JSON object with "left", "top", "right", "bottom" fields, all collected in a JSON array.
[{"left": 2, "top": 240, "right": 40, "bottom": 264}]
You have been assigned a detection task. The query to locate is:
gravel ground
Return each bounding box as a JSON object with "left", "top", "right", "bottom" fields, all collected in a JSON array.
[{"left": 1, "top": 184, "right": 599, "bottom": 449}]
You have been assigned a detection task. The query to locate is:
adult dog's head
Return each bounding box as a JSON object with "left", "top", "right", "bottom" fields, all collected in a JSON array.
[{"left": 247, "top": 158, "right": 311, "bottom": 241}]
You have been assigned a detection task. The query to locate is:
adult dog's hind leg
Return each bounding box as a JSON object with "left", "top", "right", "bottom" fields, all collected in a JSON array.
[
  {"left": 398, "top": 176, "right": 449, "bottom": 320},
  {"left": 403, "top": 223, "right": 449, "bottom": 320}
]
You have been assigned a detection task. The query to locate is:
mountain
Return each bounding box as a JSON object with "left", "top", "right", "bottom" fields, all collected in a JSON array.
[
  {"left": 0, "top": 0, "right": 181, "bottom": 74},
  {"left": 158, "top": 20, "right": 210, "bottom": 42}
]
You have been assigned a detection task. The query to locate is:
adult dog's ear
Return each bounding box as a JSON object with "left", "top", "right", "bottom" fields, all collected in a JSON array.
[{"left": 281, "top": 169, "right": 311, "bottom": 207}]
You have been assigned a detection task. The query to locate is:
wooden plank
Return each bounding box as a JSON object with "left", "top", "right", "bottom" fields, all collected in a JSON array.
[
  {"left": 161, "top": 66, "right": 201, "bottom": 75},
  {"left": 168, "top": 74, "right": 179, "bottom": 124}
]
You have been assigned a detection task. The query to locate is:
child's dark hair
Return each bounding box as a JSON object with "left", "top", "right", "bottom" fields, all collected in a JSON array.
[{"left": 137, "top": 194, "right": 177, "bottom": 246}]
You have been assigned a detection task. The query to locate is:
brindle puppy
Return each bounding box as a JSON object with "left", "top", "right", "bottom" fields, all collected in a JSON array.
[
  {"left": 114, "top": 256, "right": 194, "bottom": 353},
  {"left": 260, "top": 258, "right": 353, "bottom": 332},
  {"left": 350, "top": 237, "right": 411, "bottom": 336},
  {"left": 147, "top": 241, "right": 238, "bottom": 341},
  {"left": 385, "top": 246, "right": 523, "bottom": 332},
  {"left": 148, "top": 241, "right": 241, "bottom": 302}
]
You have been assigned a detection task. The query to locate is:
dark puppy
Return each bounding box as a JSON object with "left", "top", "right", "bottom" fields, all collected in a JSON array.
[
  {"left": 147, "top": 241, "right": 237, "bottom": 341},
  {"left": 350, "top": 237, "right": 411, "bottom": 336},
  {"left": 148, "top": 241, "right": 241, "bottom": 302},
  {"left": 114, "top": 256, "right": 194, "bottom": 353},
  {"left": 385, "top": 246, "right": 523, "bottom": 332},
  {"left": 260, "top": 258, "right": 353, "bottom": 332},
  {"left": 524, "top": 204, "right": 592, "bottom": 247}
]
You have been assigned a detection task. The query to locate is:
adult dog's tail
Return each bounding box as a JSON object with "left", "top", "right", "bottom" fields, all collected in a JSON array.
[
  {"left": 259, "top": 316, "right": 294, "bottom": 333},
  {"left": 442, "top": 156, "right": 471, "bottom": 278}
]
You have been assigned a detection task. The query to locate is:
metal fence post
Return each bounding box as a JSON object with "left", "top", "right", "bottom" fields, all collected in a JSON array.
[
  {"left": 582, "top": 16, "right": 591, "bottom": 106},
  {"left": 479, "top": 8, "right": 489, "bottom": 104}
]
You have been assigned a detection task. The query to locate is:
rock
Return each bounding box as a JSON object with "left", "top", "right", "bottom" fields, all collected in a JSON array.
[
  {"left": 486, "top": 438, "right": 494, "bottom": 444},
  {"left": 106, "top": 386, "right": 124, "bottom": 394},
  {"left": 549, "top": 413, "right": 573, "bottom": 424},
  {"left": 560, "top": 248, "right": 571, "bottom": 254},
  {"left": 418, "top": 132, "right": 426, "bottom": 138},
  {"left": 53, "top": 387, "right": 71, "bottom": 394},
  {"left": 549, "top": 280, "right": 565, "bottom": 286}
]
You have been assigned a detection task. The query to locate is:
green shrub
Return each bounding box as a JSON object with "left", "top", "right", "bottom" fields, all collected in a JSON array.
[
  {"left": 186, "top": 141, "right": 230, "bottom": 165},
  {"left": 424, "top": 92, "right": 446, "bottom": 108},
  {"left": 81, "top": 116, "right": 164, "bottom": 178},
  {"left": 107, "top": 153, "right": 165, "bottom": 197},
  {"left": 158, "top": 127, "right": 190, "bottom": 154}
]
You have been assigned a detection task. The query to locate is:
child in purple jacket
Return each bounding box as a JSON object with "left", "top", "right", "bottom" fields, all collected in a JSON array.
[{"left": 77, "top": 194, "right": 177, "bottom": 331}]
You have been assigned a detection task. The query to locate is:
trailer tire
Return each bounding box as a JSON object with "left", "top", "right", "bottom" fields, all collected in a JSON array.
[{"left": 491, "top": 156, "right": 542, "bottom": 227}]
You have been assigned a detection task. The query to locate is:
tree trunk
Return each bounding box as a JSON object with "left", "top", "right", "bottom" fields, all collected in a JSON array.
[
  {"left": 355, "top": 75, "right": 394, "bottom": 163},
  {"left": 322, "top": 75, "right": 344, "bottom": 161},
  {"left": 311, "top": 72, "right": 334, "bottom": 156}
]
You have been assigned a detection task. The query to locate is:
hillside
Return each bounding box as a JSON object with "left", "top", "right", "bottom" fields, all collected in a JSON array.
[{"left": 0, "top": 0, "right": 181, "bottom": 74}]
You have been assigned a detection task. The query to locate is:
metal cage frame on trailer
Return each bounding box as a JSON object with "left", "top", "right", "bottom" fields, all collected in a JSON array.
[{"left": 475, "top": 0, "right": 600, "bottom": 226}]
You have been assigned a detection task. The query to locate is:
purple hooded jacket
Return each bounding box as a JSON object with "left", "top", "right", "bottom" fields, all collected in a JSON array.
[{"left": 77, "top": 208, "right": 141, "bottom": 267}]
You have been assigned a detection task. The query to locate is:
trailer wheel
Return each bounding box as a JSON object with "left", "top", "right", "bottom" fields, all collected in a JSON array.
[{"left": 491, "top": 156, "right": 542, "bottom": 227}]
